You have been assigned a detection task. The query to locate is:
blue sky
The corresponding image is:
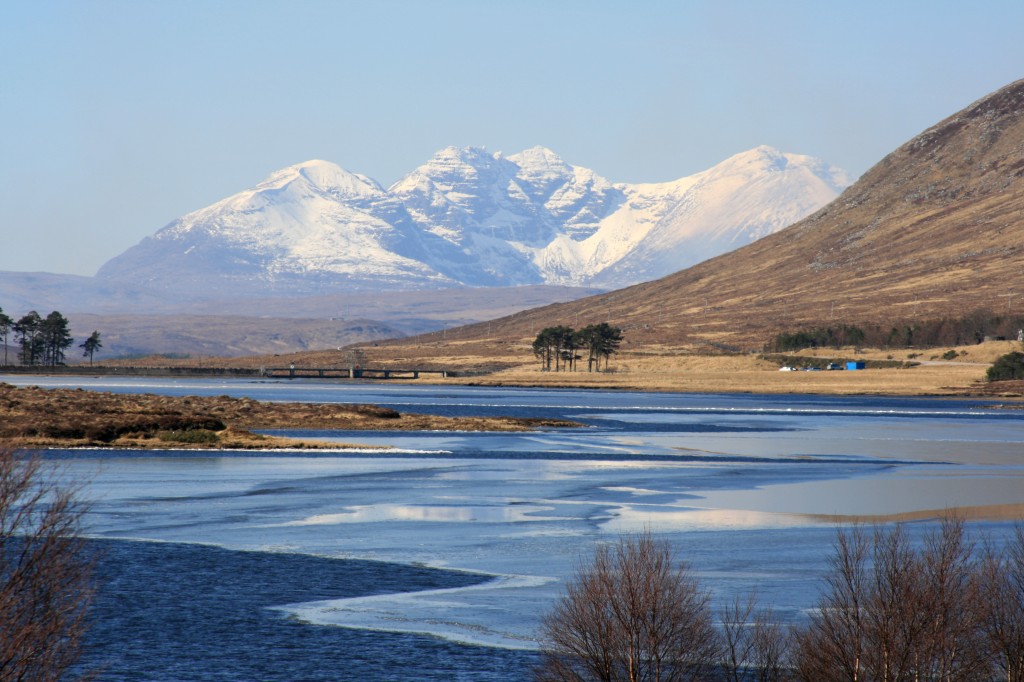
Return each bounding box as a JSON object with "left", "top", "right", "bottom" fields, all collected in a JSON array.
[{"left": 2, "top": 0, "right": 1023, "bottom": 276}]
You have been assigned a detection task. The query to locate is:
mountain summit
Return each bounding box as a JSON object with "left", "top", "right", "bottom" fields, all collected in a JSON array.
[{"left": 97, "top": 146, "right": 849, "bottom": 295}]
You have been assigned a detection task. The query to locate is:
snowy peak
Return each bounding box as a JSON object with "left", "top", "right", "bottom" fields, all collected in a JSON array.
[
  {"left": 98, "top": 145, "right": 850, "bottom": 293},
  {"left": 702, "top": 145, "right": 850, "bottom": 190},
  {"left": 508, "top": 146, "right": 619, "bottom": 221},
  {"left": 97, "top": 159, "right": 455, "bottom": 292},
  {"left": 507, "top": 145, "right": 572, "bottom": 178},
  {"left": 390, "top": 146, "right": 510, "bottom": 194},
  {"left": 259, "top": 159, "right": 386, "bottom": 202},
  {"left": 391, "top": 145, "right": 624, "bottom": 246},
  {"left": 721, "top": 145, "right": 795, "bottom": 171},
  {"left": 390, "top": 146, "right": 533, "bottom": 242},
  {"left": 508, "top": 146, "right": 574, "bottom": 206}
]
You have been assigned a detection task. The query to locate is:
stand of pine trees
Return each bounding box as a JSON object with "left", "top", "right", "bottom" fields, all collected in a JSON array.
[
  {"left": 0, "top": 306, "right": 99, "bottom": 367},
  {"left": 532, "top": 323, "right": 623, "bottom": 372}
]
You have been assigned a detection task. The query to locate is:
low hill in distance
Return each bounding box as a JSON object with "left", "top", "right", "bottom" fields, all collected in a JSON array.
[
  {"left": 67, "top": 314, "right": 404, "bottom": 360},
  {"left": 56, "top": 285, "right": 598, "bottom": 359}
]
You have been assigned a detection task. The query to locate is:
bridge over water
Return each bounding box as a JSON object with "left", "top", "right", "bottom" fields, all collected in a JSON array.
[
  {"left": 261, "top": 366, "right": 448, "bottom": 380},
  {"left": 1, "top": 366, "right": 449, "bottom": 380}
]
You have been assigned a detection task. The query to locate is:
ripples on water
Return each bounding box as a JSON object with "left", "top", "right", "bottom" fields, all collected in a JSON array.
[{"left": 80, "top": 540, "right": 535, "bottom": 681}]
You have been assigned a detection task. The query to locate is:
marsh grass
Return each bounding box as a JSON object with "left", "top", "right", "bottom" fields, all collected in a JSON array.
[{"left": 157, "top": 429, "right": 220, "bottom": 444}]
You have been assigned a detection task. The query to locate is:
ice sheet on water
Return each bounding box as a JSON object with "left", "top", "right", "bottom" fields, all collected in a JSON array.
[
  {"left": 282, "top": 573, "right": 555, "bottom": 650},
  {"left": 31, "top": 379, "right": 1024, "bottom": 656},
  {"left": 68, "top": 449, "right": 1023, "bottom": 650}
]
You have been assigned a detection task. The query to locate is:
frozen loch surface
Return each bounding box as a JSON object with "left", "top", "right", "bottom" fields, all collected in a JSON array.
[{"left": 8, "top": 376, "right": 1024, "bottom": 679}]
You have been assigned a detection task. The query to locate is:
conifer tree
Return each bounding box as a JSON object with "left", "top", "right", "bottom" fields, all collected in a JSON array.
[
  {"left": 80, "top": 331, "right": 103, "bottom": 367},
  {"left": 41, "top": 310, "right": 73, "bottom": 366},
  {"left": 0, "top": 307, "right": 12, "bottom": 366},
  {"left": 13, "top": 311, "right": 42, "bottom": 366}
]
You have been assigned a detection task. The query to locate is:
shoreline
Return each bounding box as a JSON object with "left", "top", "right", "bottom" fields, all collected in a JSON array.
[
  {"left": 4, "top": 369, "right": 1023, "bottom": 402},
  {"left": 0, "top": 382, "right": 580, "bottom": 451},
  {"left": 20, "top": 339, "right": 1020, "bottom": 399},
  {"left": 3, "top": 366, "right": 1019, "bottom": 399}
]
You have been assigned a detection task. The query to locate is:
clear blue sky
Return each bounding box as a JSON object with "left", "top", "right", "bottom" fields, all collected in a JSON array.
[{"left": 2, "top": 0, "right": 1022, "bottom": 276}]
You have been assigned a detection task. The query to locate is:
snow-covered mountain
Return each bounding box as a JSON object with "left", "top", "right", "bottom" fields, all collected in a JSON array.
[
  {"left": 96, "top": 160, "right": 458, "bottom": 293},
  {"left": 97, "top": 146, "right": 849, "bottom": 293},
  {"left": 585, "top": 146, "right": 851, "bottom": 287}
]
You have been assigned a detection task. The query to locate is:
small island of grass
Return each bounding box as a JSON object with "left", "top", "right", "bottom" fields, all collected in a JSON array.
[{"left": 0, "top": 383, "right": 579, "bottom": 450}]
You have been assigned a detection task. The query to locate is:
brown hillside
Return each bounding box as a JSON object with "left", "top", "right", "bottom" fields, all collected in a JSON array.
[{"left": 390, "top": 78, "right": 1024, "bottom": 352}]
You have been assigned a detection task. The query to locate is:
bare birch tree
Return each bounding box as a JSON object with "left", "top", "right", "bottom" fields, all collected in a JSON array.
[
  {"left": 536, "top": 531, "right": 718, "bottom": 682},
  {"left": 721, "top": 592, "right": 791, "bottom": 682},
  {"left": 793, "top": 518, "right": 990, "bottom": 682},
  {"left": 0, "top": 447, "right": 94, "bottom": 681},
  {"left": 915, "top": 516, "right": 987, "bottom": 680},
  {"left": 976, "top": 525, "right": 1024, "bottom": 682}
]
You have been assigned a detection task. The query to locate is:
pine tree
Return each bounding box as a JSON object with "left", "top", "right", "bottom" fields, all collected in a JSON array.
[
  {"left": 41, "top": 310, "right": 74, "bottom": 366},
  {"left": 578, "top": 323, "right": 623, "bottom": 371},
  {"left": 80, "top": 331, "right": 103, "bottom": 367},
  {"left": 0, "top": 307, "right": 12, "bottom": 366},
  {"left": 13, "top": 311, "right": 42, "bottom": 366}
]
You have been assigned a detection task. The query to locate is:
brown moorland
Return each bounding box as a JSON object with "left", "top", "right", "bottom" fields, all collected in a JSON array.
[{"left": 0, "top": 383, "right": 578, "bottom": 450}]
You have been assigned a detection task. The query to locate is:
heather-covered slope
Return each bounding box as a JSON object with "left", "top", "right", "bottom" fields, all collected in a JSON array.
[{"left": 421, "top": 79, "right": 1024, "bottom": 349}]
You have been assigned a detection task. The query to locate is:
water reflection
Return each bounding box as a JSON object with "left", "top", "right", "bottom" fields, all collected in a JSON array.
[
  {"left": 694, "top": 462, "right": 1024, "bottom": 519},
  {"left": 278, "top": 503, "right": 568, "bottom": 525},
  {"left": 604, "top": 505, "right": 820, "bottom": 532}
]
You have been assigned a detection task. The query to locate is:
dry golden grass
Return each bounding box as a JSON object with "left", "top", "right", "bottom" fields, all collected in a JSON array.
[
  {"left": 92, "top": 338, "right": 1021, "bottom": 399},
  {"left": 355, "top": 341, "right": 1005, "bottom": 396},
  {"left": 476, "top": 361, "right": 986, "bottom": 396}
]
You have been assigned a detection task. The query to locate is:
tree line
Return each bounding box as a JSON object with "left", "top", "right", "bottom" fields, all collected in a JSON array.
[
  {"left": 538, "top": 519, "right": 1024, "bottom": 681},
  {"left": 0, "top": 306, "right": 102, "bottom": 367},
  {"left": 533, "top": 323, "right": 623, "bottom": 372},
  {"left": 768, "top": 309, "right": 1024, "bottom": 352}
]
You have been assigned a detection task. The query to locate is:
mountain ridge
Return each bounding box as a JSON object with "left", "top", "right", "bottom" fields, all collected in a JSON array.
[{"left": 95, "top": 145, "right": 849, "bottom": 294}]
